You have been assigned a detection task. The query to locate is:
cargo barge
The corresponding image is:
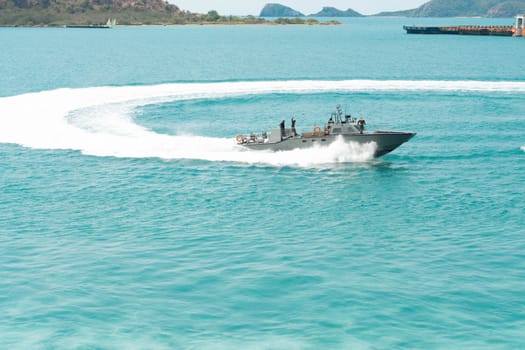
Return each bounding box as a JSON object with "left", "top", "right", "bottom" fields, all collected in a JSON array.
[
  {"left": 403, "top": 25, "right": 514, "bottom": 36},
  {"left": 404, "top": 15, "right": 524, "bottom": 37}
]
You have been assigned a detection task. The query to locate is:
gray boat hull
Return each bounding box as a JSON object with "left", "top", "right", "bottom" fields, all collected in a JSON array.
[{"left": 241, "top": 131, "right": 415, "bottom": 157}]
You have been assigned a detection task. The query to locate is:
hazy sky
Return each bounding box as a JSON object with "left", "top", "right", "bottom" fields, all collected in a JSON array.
[{"left": 171, "top": 0, "right": 429, "bottom": 16}]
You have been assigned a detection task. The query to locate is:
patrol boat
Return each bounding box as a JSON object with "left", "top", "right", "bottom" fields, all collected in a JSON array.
[{"left": 235, "top": 106, "right": 415, "bottom": 157}]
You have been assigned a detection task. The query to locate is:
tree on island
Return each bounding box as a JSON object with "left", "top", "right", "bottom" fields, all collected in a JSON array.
[{"left": 206, "top": 10, "right": 220, "bottom": 22}]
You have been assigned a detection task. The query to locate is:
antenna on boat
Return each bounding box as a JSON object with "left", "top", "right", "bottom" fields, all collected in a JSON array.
[{"left": 335, "top": 104, "right": 343, "bottom": 123}]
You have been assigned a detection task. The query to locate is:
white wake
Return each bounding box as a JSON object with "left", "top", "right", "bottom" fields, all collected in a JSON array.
[{"left": 1, "top": 80, "right": 524, "bottom": 166}]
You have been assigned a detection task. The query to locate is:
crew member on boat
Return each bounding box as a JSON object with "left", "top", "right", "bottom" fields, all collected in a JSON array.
[{"left": 358, "top": 118, "right": 366, "bottom": 134}]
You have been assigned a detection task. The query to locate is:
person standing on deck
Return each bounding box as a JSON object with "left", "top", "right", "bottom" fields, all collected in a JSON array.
[{"left": 358, "top": 118, "right": 366, "bottom": 134}]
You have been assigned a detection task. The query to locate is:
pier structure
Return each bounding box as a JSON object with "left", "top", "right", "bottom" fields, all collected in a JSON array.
[{"left": 516, "top": 15, "right": 524, "bottom": 37}]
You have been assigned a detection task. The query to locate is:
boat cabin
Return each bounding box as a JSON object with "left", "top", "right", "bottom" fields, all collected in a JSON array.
[{"left": 236, "top": 105, "right": 365, "bottom": 145}]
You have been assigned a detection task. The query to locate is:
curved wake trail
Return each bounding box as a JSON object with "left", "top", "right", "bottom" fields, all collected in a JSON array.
[{"left": 1, "top": 80, "right": 524, "bottom": 165}]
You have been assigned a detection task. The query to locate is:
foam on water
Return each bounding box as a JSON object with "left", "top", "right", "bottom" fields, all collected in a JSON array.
[{"left": 1, "top": 80, "right": 525, "bottom": 165}]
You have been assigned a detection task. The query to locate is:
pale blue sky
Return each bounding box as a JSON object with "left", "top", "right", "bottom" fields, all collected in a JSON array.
[{"left": 171, "top": 0, "right": 428, "bottom": 16}]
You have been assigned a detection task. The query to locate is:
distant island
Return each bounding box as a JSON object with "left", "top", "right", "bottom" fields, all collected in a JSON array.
[
  {"left": 260, "top": 3, "right": 363, "bottom": 17},
  {"left": 375, "top": 0, "right": 525, "bottom": 17},
  {"left": 260, "top": 3, "right": 304, "bottom": 17},
  {"left": 0, "top": 0, "right": 340, "bottom": 26},
  {"left": 260, "top": 1, "right": 525, "bottom": 18},
  {"left": 310, "top": 7, "right": 363, "bottom": 17}
]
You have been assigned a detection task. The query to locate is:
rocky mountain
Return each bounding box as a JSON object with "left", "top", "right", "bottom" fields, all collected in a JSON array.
[
  {"left": 260, "top": 3, "right": 304, "bottom": 17},
  {"left": 486, "top": 0, "right": 525, "bottom": 16},
  {"left": 375, "top": 0, "right": 525, "bottom": 17},
  {"left": 309, "top": 7, "right": 363, "bottom": 17}
]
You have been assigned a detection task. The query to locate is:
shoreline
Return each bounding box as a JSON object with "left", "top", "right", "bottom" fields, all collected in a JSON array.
[
  {"left": 1, "top": 16, "right": 519, "bottom": 28},
  {"left": 0, "top": 22, "right": 342, "bottom": 28}
]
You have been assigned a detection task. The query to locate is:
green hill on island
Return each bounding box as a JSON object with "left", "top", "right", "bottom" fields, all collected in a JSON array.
[
  {"left": 309, "top": 7, "right": 363, "bottom": 17},
  {"left": 376, "top": 0, "right": 525, "bottom": 17},
  {"left": 0, "top": 0, "right": 186, "bottom": 25},
  {"left": 259, "top": 3, "right": 304, "bottom": 17}
]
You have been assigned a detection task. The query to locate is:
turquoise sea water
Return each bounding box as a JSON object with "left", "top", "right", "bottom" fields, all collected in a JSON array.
[{"left": 1, "top": 18, "right": 525, "bottom": 348}]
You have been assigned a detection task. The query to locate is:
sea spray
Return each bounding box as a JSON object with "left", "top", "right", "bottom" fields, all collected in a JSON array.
[{"left": 1, "top": 80, "right": 524, "bottom": 165}]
